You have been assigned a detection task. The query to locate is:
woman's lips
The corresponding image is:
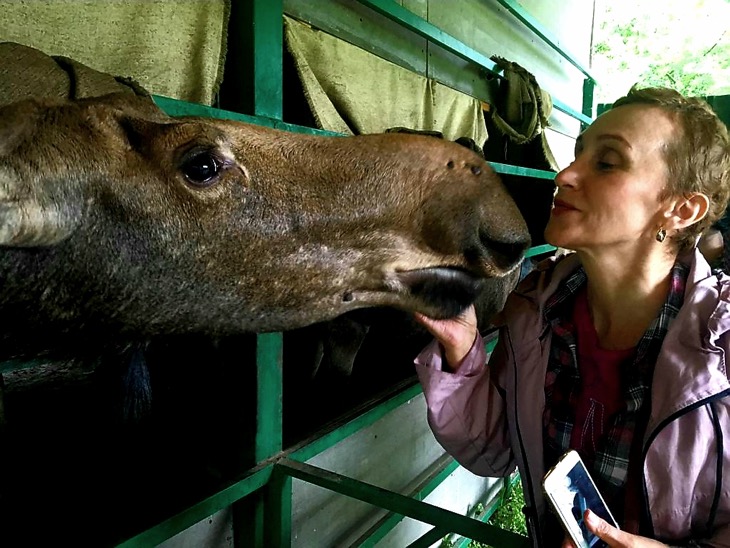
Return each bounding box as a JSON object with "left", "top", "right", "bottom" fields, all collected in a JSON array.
[{"left": 552, "top": 199, "right": 577, "bottom": 216}]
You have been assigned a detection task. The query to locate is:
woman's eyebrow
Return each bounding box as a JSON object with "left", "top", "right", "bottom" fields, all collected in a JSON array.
[
  {"left": 595, "top": 133, "right": 633, "bottom": 149},
  {"left": 575, "top": 133, "right": 632, "bottom": 150}
]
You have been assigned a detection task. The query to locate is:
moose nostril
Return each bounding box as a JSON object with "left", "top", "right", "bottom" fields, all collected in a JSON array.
[
  {"left": 446, "top": 160, "right": 455, "bottom": 169},
  {"left": 480, "top": 234, "right": 530, "bottom": 271}
]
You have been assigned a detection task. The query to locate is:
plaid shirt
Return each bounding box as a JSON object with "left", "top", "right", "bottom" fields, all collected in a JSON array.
[{"left": 541, "top": 261, "right": 689, "bottom": 509}]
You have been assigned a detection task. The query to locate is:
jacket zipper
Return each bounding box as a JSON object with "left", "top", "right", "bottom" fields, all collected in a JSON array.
[{"left": 506, "top": 325, "right": 544, "bottom": 548}]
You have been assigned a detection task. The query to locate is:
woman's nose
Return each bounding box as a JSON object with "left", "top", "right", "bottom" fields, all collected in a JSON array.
[{"left": 554, "top": 161, "right": 579, "bottom": 188}]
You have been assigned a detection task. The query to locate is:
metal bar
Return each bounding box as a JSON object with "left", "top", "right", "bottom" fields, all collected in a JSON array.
[
  {"left": 116, "top": 465, "right": 273, "bottom": 547},
  {"left": 525, "top": 244, "right": 556, "bottom": 258},
  {"left": 353, "top": 0, "right": 592, "bottom": 125},
  {"left": 154, "top": 97, "right": 568, "bottom": 186},
  {"left": 153, "top": 96, "right": 339, "bottom": 136},
  {"left": 276, "top": 459, "right": 531, "bottom": 547},
  {"left": 255, "top": 332, "right": 283, "bottom": 462},
  {"left": 489, "top": 161, "right": 556, "bottom": 180},
  {"left": 239, "top": 0, "right": 284, "bottom": 118},
  {"left": 551, "top": 97, "right": 593, "bottom": 126},
  {"left": 582, "top": 77, "right": 595, "bottom": 130},
  {"left": 495, "top": 0, "right": 596, "bottom": 82},
  {"left": 357, "top": 455, "right": 460, "bottom": 546},
  {"left": 485, "top": 336, "right": 499, "bottom": 355},
  {"left": 407, "top": 526, "right": 450, "bottom": 548},
  {"left": 251, "top": 331, "right": 284, "bottom": 547},
  {"left": 264, "top": 467, "right": 293, "bottom": 547}
]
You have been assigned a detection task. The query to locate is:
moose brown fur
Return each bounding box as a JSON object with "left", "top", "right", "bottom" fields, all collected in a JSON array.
[
  {"left": 0, "top": 92, "right": 529, "bottom": 359},
  {"left": 0, "top": 43, "right": 533, "bottom": 546}
]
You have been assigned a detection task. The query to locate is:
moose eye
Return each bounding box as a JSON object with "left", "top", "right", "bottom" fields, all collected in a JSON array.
[{"left": 180, "top": 149, "right": 222, "bottom": 186}]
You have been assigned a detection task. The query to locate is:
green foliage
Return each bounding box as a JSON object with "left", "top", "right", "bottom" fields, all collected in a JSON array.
[
  {"left": 440, "top": 480, "right": 527, "bottom": 548},
  {"left": 592, "top": 0, "right": 730, "bottom": 102},
  {"left": 483, "top": 480, "right": 528, "bottom": 540}
]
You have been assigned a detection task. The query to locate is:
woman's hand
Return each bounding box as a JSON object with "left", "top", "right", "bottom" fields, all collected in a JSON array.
[
  {"left": 413, "top": 305, "right": 478, "bottom": 371},
  {"left": 561, "top": 510, "right": 668, "bottom": 548}
]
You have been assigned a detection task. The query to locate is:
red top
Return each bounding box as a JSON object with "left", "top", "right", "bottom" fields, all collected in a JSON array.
[{"left": 570, "top": 287, "right": 634, "bottom": 459}]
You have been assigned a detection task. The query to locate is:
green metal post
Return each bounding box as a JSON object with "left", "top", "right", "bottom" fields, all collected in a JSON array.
[
  {"left": 223, "top": 1, "right": 288, "bottom": 542},
  {"left": 264, "top": 467, "right": 293, "bottom": 547},
  {"left": 221, "top": 0, "right": 284, "bottom": 118},
  {"left": 233, "top": 332, "right": 286, "bottom": 547},
  {"left": 255, "top": 332, "right": 284, "bottom": 461},
  {"left": 582, "top": 78, "right": 595, "bottom": 131}
]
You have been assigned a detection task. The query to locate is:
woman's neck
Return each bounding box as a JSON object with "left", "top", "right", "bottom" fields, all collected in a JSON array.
[{"left": 577, "top": 246, "right": 678, "bottom": 350}]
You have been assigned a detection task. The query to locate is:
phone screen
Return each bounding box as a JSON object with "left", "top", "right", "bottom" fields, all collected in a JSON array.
[{"left": 543, "top": 451, "right": 618, "bottom": 548}]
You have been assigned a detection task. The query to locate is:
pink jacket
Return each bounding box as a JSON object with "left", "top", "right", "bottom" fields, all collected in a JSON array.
[{"left": 416, "top": 249, "right": 730, "bottom": 547}]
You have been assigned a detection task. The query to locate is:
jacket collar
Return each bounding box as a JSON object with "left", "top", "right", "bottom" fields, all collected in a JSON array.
[{"left": 516, "top": 248, "right": 730, "bottom": 424}]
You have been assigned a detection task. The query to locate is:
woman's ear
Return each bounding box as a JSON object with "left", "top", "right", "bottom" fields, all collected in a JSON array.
[{"left": 664, "top": 193, "right": 710, "bottom": 230}]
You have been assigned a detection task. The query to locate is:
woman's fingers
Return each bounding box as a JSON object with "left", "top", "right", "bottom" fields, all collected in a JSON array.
[
  {"left": 584, "top": 510, "right": 667, "bottom": 548},
  {"left": 414, "top": 306, "right": 478, "bottom": 370}
]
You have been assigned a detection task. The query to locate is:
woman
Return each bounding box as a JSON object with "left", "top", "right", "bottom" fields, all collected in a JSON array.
[{"left": 414, "top": 87, "right": 730, "bottom": 547}]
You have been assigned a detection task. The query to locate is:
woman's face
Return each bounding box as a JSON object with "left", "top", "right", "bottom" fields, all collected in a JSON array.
[{"left": 544, "top": 104, "right": 678, "bottom": 253}]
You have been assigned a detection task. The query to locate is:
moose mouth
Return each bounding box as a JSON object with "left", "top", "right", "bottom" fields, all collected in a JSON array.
[{"left": 396, "top": 267, "right": 486, "bottom": 319}]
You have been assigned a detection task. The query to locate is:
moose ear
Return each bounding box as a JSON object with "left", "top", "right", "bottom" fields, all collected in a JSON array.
[{"left": 0, "top": 171, "right": 81, "bottom": 247}]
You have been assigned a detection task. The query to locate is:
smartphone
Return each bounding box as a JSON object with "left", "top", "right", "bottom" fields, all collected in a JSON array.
[{"left": 542, "top": 450, "right": 619, "bottom": 548}]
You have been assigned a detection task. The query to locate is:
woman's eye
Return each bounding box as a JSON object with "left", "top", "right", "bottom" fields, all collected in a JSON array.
[{"left": 595, "top": 148, "right": 622, "bottom": 171}]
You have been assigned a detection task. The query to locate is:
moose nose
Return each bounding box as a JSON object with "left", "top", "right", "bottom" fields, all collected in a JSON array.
[
  {"left": 477, "top": 229, "right": 530, "bottom": 272},
  {"left": 420, "top": 168, "right": 530, "bottom": 277}
]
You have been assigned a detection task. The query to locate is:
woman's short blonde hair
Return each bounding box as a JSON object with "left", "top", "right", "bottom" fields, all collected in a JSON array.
[{"left": 611, "top": 86, "right": 730, "bottom": 251}]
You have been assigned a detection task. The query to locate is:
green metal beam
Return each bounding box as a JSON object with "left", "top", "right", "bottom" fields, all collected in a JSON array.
[
  {"left": 255, "top": 332, "right": 284, "bottom": 461},
  {"left": 357, "top": 456, "right": 460, "bottom": 546},
  {"left": 495, "top": 0, "right": 597, "bottom": 83},
  {"left": 153, "top": 96, "right": 338, "bottom": 136},
  {"left": 485, "top": 336, "right": 499, "bottom": 355},
  {"left": 525, "top": 244, "right": 556, "bottom": 258},
  {"left": 116, "top": 465, "right": 273, "bottom": 547},
  {"left": 276, "top": 459, "right": 531, "bottom": 548},
  {"left": 490, "top": 161, "right": 556, "bottom": 180},
  {"left": 408, "top": 526, "right": 450, "bottom": 548}
]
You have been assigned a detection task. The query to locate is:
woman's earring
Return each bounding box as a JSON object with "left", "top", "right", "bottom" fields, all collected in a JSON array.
[{"left": 656, "top": 227, "right": 667, "bottom": 243}]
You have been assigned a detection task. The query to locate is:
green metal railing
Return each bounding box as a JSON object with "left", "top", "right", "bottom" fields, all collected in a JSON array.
[
  {"left": 0, "top": 0, "right": 593, "bottom": 545},
  {"left": 124, "top": 0, "right": 591, "bottom": 544},
  {"left": 132, "top": 0, "right": 590, "bottom": 547}
]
